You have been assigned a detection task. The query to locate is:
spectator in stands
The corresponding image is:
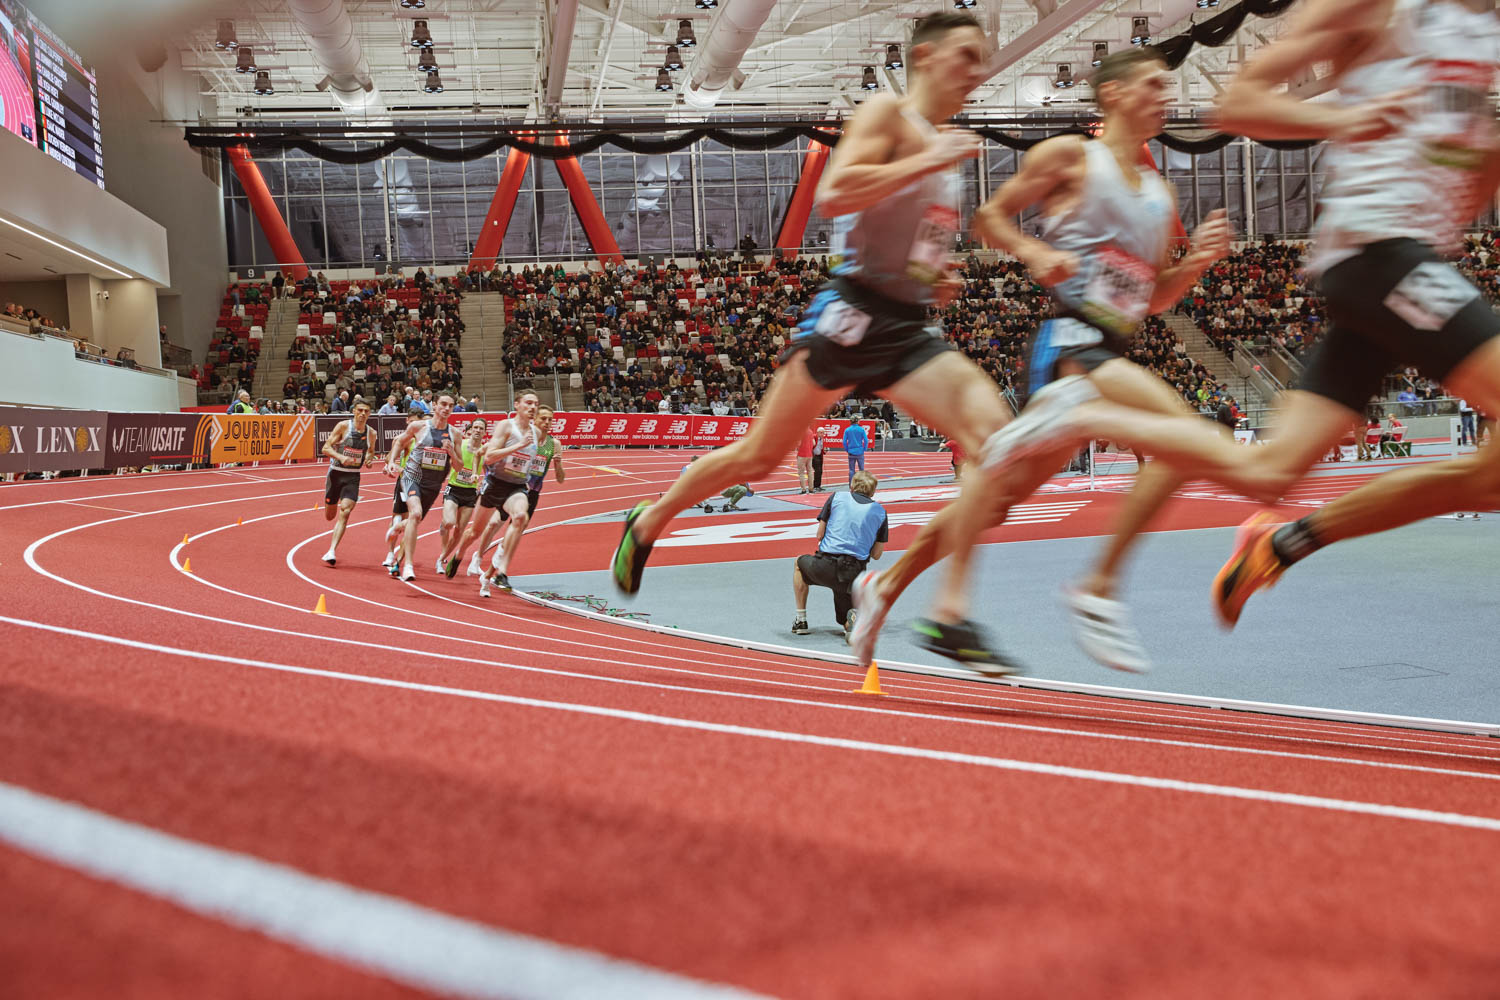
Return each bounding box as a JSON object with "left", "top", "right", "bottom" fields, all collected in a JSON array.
[
  {"left": 331, "top": 390, "right": 350, "bottom": 413},
  {"left": 229, "top": 389, "right": 254, "bottom": 414},
  {"left": 791, "top": 471, "right": 888, "bottom": 641}
]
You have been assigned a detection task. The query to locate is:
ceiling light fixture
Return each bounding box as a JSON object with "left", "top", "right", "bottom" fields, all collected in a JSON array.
[
  {"left": 1131, "top": 17, "right": 1151, "bottom": 45},
  {"left": 253, "top": 70, "right": 274, "bottom": 95},
  {"left": 695, "top": 0, "right": 718, "bottom": 8},
  {"left": 655, "top": 68, "right": 672, "bottom": 91},
  {"left": 423, "top": 69, "right": 444, "bottom": 93},
  {"left": 1092, "top": 41, "right": 1108, "bottom": 66},
  {"left": 663, "top": 44, "right": 683, "bottom": 71},
  {"left": 861, "top": 66, "right": 878, "bottom": 90},
  {"left": 400, "top": 0, "right": 426, "bottom": 8},
  {"left": 418, "top": 49, "right": 437, "bottom": 72},
  {"left": 1053, "top": 63, "right": 1075, "bottom": 89},
  {"left": 676, "top": 19, "right": 696, "bottom": 47},
  {"left": 215, "top": 20, "right": 237, "bottom": 50},
  {"left": 884, "top": 43, "right": 902, "bottom": 69},
  {"left": 235, "top": 46, "right": 256, "bottom": 73},
  {"left": 411, "top": 19, "right": 433, "bottom": 48}
]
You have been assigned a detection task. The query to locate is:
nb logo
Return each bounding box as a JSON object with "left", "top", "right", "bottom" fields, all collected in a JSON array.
[
  {"left": 607, "top": 419, "right": 627, "bottom": 433},
  {"left": 577, "top": 419, "right": 597, "bottom": 433},
  {"left": 668, "top": 420, "right": 688, "bottom": 434},
  {"left": 699, "top": 421, "right": 718, "bottom": 435},
  {"left": 639, "top": 419, "right": 658, "bottom": 434}
]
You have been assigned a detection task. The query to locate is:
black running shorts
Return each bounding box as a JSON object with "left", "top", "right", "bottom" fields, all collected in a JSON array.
[
  {"left": 324, "top": 468, "right": 360, "bottom": 506},
  {"left": 1301, "top": 238, "right": 1500, "bottom": 412},
  {"left": 391, "top": 482, "right": 408, "bottom": 516},
  {"left": 444, "top": 484, "right": 478, "bottom": 509},
  {"left": 500, "top": 487, "right": 542, "bottom": 522},
  {"left": 480, "top": 477, "right": 528, "bottom": 511},
  {"left": 400, "top": 473, "right": 443, "bottom": 519},
  {"left": 781, "top": 277, "right": 955, "bottom": 397}
]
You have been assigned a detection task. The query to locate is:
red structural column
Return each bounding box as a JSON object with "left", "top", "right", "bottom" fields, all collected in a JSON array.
[
  {"left": 226, "top": 145, "right": 309, "bottom": 280},
  {"left": 469, "top": 137, "right": 531, "bottom": 270},
  {"left": 551, "top": 134, "right": 624, "bottom": 264},
  {"left": 775, "top": 138, "right": 833, "bottom": 260}
]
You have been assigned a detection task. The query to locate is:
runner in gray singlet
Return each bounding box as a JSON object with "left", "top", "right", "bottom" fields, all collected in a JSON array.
[{"left": 383, "top": 393, "right": 464, "bottom": 581}]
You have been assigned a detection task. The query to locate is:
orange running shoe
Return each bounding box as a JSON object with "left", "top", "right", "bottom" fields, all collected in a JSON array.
[{"left": 1212, "top": 512, "right": 1287, "bottom": 628}]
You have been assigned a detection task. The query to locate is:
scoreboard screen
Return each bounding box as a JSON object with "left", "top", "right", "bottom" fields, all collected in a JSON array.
[{"left": 0, "top": 0, "right": 103, "bottom": 188}]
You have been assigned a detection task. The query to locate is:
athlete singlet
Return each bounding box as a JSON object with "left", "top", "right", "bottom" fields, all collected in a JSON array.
[
  {"left": 525, "top": 435, "right": 557, "bottom": 492},
  {"left": 402, "top": 421, "right": 453, "bottom": 491},
  {"left": 330, "top": 422, "right": 370, "bottom": 471},
  {"left": 483, "top": 420, "right": 537, "bottom": 488},
  {"left": 1310, "top": 0, "right": 1500, "bottom": 276},
  {"left": 447, "top": 438, "right": 483, "bottom": 491},
  {"left": 825, "top": 108, "right": 962, "bottom": 309},
  {"left": 1040, "top": 139, "right": 1175, "bottom": 354}
]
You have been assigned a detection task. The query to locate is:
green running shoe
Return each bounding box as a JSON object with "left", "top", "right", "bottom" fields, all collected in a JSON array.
[
  {"left": 912, "top": 618, "right": 1024, "bottom": 677},
  {"left": 611, "top": 500, "right": 654, "bottom": 594}
]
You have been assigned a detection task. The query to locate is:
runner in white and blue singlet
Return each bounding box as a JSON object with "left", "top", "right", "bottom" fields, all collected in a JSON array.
[{"left": 383, "top": 393, "right": 464, "bottom": 581}]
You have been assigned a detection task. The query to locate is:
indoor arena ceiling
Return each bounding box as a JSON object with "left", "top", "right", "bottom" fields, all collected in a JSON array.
[{"left": 170, "top": 0, "right": 1293, "bottom": 123}]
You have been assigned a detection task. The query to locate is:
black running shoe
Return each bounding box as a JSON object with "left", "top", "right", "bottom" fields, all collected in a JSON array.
[
  {"left": 493, "top": 573, "right": 512, "bottom": 593},
  {"left": 444, "top": 555, "right": 459, "bottom": 580},
  {"left": 611, "top": 500, "right": 653, "bottom": 594},
  {"left": 791, "top": 619, "right": 810, "bottom": 635},
  {"left": 912, "top": 618, "right": 1024, "bottom": 676}
]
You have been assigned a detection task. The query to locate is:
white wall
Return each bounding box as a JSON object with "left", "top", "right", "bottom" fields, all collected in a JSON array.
[{"left": 1, "top": 329, "right": 179, "bottom": 410}]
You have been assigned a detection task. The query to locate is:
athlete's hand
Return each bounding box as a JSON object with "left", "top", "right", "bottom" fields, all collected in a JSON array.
[
  {"left": 1185, "top": 209, "right": 1233, "bottom": 268},
  {"left": 934, "top": 266, "right": 964, "bottom": 307},
  {"left": 1022, "top": 243, "right": 1080, "bottom": 288},
  {"left": 383, "top": 461, "right": 397, "bottom": 478},
  {"left": 924, "top": 125, "right": 982, "bottom": 169},
  {"left": 1332, "top": 91, "right": 1418, "bottom": 144}
]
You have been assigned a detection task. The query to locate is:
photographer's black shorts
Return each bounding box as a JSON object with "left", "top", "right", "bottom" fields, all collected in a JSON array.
[
  {"left": 1301, "top": 238, "right": 1500, "bottom": 412},
  {"left": 796, "top": 551, "right": 865, "bottom": 591},
  {"left": 782, "top": 277, "right": 955, "bottom": 397}
]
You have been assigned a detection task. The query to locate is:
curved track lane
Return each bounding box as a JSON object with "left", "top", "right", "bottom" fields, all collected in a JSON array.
[{"left": 3, "top": 454, "right": 1499, "bottom": 999}]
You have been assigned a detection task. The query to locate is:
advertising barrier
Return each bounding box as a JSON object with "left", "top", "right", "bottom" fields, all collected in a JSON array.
[
  {"left": 0, "top": 408, "right": 881, "bottom": 476},
  {"left": 0, "top": 407, "right": 109, "bottom": 474}
]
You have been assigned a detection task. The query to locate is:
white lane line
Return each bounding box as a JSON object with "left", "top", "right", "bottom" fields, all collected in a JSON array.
[
  {"left": 61, "top": 501, "right": 148, "bottom": 514},
  {"left": 0, "top": 474, "right": 324, "bottom": 512},
  {"left": 4, "top": 616, "right": 1500, "bottom": 834},
  {"left": 0, "top": 782, "right": 766, "bottom": 1000}
]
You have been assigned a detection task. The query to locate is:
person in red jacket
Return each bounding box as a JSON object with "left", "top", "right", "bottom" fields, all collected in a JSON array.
[
  {"left": 796, "top": 425, "right": 816, "bottom": 494},
  {"left": 939, "top": 436, "right": 966, "bottom": 481}
]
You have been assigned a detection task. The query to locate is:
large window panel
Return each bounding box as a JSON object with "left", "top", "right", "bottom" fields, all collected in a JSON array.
[
  {"left": 700, "top": 184, "right": 738, "bottom": 252},
  {"left": 286, "top": 196, "right": 328, "bottom": 269},
  {"left": 284, "top": 152, "right": 322, "bottom": 196},
  {"left": 389, "top": 157, "right": 433, "bottom": 265},
  {"left": 322, "top": 195, "right": 362, "bottom": 266},
  {"left": 502, "top": 187, "right": 539, "bottom": 260},
  {"left": 601, "top": 187, "right": 639, "bottom": 257}
]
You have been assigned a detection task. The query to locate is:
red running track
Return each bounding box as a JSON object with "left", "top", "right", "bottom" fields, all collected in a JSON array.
[{"left": 3, "top": 452, "right": 1499, "bottom": 999}]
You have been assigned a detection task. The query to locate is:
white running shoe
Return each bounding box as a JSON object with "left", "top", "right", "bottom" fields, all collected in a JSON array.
[
  {"left": 981, "top": 374, "right": 1099, "bottom": 473},
  {"left": 381, "top": 551, "right": 395, "bottom": 569},
  {"left": 1064, "top": 587, "right": 1150, "bottom": 674},
  {"left": 401, "top": 562, "right": 416, "bottom": 582},
  {"left": 435, "top": 556, "right": 445, "bottom": 575},
  {"left": 847, "top": 570, "right": 891, "bottom": 668},
  {"left": 478, "top": 574, "right": 492, "bottom": 598},
  {"left": 322, "top": 548, "right": 337, "bottom": 567},
  {"left": 466, "top": 552, "right": 481, "bottom": 577}
]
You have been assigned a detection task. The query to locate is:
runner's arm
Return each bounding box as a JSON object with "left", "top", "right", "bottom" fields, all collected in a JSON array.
[
  {"left": 385, "top": 423, "right": 420, "bottom": 475},
  {"left": 552, "top": 448, "right": 566, "bottom": 484},
  {"left": 321, "top": 421, "right": 348, "bottom": 463},
  {"left": 972, "top": 136, "right": 1086, "bottom": 287},
  {"left": 814, "top": 96, "right": 959, "bottom": 218},
  {"left": 1214, "top": 0, "right": 1394, "bottom": 140},
  {"left": 1150, "top": 210, "right": 1233, "bottom": 313}
]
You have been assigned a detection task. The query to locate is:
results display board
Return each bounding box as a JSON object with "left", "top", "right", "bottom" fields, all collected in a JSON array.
[{"left": 0, "top": 0, "right": 102, "bottom": 188}]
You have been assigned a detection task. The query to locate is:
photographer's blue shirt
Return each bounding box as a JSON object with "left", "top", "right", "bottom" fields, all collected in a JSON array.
[{"left": 817, "top": 491, "right": 888, "bottom": 559}]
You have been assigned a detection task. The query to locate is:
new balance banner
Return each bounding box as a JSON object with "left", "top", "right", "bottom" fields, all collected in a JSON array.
[
  {"left": 106, "top": 414, "right": 206, "bottom": 467},
  {"left": 691, "top": 416, "right": 752, "bottom": 447},
  {"left": 0, "top": 408, "right": 108, "bottom": 474},
  {"left": 813, "top": 419, "right": 878, "bottom": 451}
]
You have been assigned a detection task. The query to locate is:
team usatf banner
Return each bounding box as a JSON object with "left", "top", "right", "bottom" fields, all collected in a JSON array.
[
  {"left": 0, "top": 407, "right": 109, "bottom": 474},
  {"left": 107, "top": 414, "right": 207, "bottom": 467}
]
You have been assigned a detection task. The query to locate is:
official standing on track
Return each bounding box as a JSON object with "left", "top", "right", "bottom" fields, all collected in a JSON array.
[
  {"left": 792, "top": 471, "right": 888, "bottom": 642},
  {"left": 842, "top": 420, "right": 869, "bottom": 482}
]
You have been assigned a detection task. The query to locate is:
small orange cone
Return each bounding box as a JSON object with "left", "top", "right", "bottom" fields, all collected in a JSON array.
[
  {"left": 312, "top": 593, "right": 328, "bottom": 615},
  {"left": 236, "top": 516, "right": 242, "bottom": 526},
  {"left": 182, "top": 558, "right": 192, "bottom": 574},
  {"left": 181, "top": 532, "right": 190, "bottom": 545},
  {"left": 853, "top": 662, "right": 885, "bottom": 696}
]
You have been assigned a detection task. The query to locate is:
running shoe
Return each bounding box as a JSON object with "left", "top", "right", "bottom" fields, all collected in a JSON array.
[
  {"left": 435, "top": 557, "right": 444, "bottom": 575},
  {"left": 912, "top": 618, "right": 1024, "bottom": 677},
  {"left": 388, "top": 559, "right": 401, "bottom": 578},
  {"left": 791, "top": 618, "right": 810, "bottom": 635},
  {"left": 492, "top": 572, "right": 512, "bottom": 593},
  {"left": 466, "top": 552, "right": 482, "bottom": 577},
  {"left": 980, "top": 374, "right": 1098, "bottom": 473},
  {"left": 1064, "top": 588, "right": 1150, "bottom": 674},
  {"left": 611, "top": 500, "right": 653, "bottom": 595},
  {"left": 846, "top": 570, "right": 890, "bottom": 668},
  {"left": 1211, "top": 512, "right": 1286, "bottom": 628},
  {"left": 322, "top": 549, "right": 337, "bottom": 567},
  {"left": 844, "top": 608, "right": 858, "bottom": 645},
  {"left": 382, "top": 552, "right": 395, "bottom": 569},
  {"left": 401, "top": 562, "right": 416, "bottom": 582},
  {"left": 478, "top": 574, "right": 492, "bottom": 598},
  {"left": 445, "top": 555, "right": 460, "bottom": 579}
]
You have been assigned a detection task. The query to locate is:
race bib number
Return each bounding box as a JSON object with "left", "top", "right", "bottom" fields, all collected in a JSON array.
[
  {"left": 503, "top": 451, "right": 532, "bottom": 475},
  {"left": 1424, "top": 61, "right": 1499, "bottom": 234},
  {"left": 338, "top": 447, "right": 364, "bottom": 468},
  {"left": 526, "top": 455, "right": 549, "bottom": 477},
  {"left": 906, "top": 204, "right": 959, "bottom": 285},
  {"left": 419, "top": 446, "right": 448, "bottom": 471},
  {"left": 814, "top": 299, "right": 873, "bottom": 347},
  {"left": 454, "top": 468, "right": 478, "bottom": 486},
  {"left": 1080, "top": 245, "right": 1156, "bottom": 336},
  {"left": 1384, "top": 261, "right": 1479, "bottom": 331}
]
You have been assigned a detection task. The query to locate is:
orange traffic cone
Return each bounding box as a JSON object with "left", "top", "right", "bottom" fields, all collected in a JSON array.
[
  {"left": 182, "top": 558, "right": 192, "bottom": 574},
  {"left": 312, "top": 594, "right": 328, "bottom": 615},
  {"left": 181, "top": 532, "right": 190, "bottom": 545},
  {"left": 236, "top": 516, "right": 243, "bottom": 526},
  {"left": 852, "top": 662, "right": 885, "bottom": 696}
]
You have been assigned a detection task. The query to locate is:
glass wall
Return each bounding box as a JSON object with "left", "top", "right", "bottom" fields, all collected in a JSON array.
[{"left": 223, "top": 133, "right": 1354, "bottom": 270}]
